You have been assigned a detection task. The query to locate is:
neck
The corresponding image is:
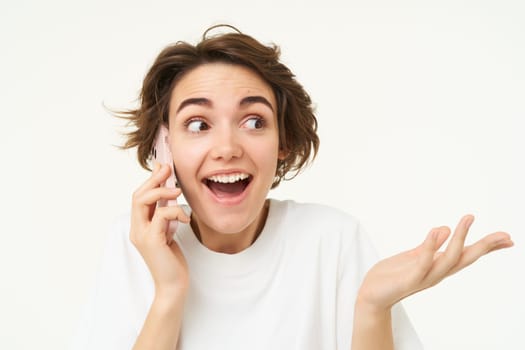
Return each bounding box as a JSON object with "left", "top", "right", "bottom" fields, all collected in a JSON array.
[{"left": 190, "top": 200, "right": 270, "bottom": 254}]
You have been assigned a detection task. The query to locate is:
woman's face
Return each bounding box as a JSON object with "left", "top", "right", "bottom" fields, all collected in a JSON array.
[{"left": 168, "top": 63, "right": 282, "bottom": 237}]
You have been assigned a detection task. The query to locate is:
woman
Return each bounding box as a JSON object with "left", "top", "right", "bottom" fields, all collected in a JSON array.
[{"left": 73, "top": 26, "right": 513, "bottom": 350}]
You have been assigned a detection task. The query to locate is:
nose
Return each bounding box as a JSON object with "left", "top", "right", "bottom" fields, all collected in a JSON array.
[{"left": 209, "top": 128, "right": 243, "bottom": 161}]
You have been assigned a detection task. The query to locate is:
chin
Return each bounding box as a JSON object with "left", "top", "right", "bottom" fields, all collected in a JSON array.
[{"left": 199, "top": 203, "right": 263, "bottom": 235}]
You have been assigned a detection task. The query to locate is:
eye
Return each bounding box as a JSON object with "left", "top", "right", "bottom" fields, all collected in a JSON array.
[
  {"left": 186, "top": 119, "right": 210, "bottom": 133},
  {"left": 242, "top": 117, "right": 265, "bottom": 130}
]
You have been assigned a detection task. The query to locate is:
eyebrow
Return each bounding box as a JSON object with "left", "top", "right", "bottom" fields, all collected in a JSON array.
[
  {"left": 239, "top": 96, "right": 274, "bottom": 112},
  {"left": 176, "top": 97, "right": 211, "bottom": 113},
  {"left": 175, "top": 95, "right": 274, "bottom": 114}
]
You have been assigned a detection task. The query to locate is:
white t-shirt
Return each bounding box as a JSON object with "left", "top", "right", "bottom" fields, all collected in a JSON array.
[{"left": 72, "top": 199, "right": 423, "bottom": 349}]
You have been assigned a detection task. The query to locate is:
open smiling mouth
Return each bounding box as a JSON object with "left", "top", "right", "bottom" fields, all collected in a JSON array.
[{"left": 203, "top": 173, "right": 253, "bottom": 199}]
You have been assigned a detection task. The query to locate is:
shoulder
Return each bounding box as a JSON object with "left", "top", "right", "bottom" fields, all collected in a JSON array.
[
  {"left": 268, "top": 199, "right": 378, "bottom": 280},
  {"left": 268, "top": 199, "right": 362, "bottom": 245},
  {"left": 270, "top": 199, "right": 359, "bottom": 229}
]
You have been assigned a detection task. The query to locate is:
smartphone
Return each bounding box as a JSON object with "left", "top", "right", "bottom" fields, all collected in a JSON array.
[{"left": 152, "top": 124, "right": 178, "bottom": 236}]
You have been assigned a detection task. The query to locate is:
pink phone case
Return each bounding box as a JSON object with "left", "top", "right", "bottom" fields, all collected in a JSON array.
[{"left": 152, "top": 125, "right": 178, "bottom": 236}]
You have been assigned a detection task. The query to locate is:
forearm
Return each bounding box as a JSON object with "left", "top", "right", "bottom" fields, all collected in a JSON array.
[
  {"left": 133, "top": 290, "right": 186, "bottom": 350},
  {"left": 351, "top": 300, "right": 394, "bottom": 350}
]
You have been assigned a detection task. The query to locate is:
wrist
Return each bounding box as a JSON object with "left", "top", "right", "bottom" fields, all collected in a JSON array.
[
  {"left": 354, "top": 296, "right": 392, "bottom": 323},
  {"left": 154, "top": 287, "right": 187, "bottom": 312},
  {"left": 352, "top": 298, "right": 394, "bottom": 350},
  {"left": 155, "top": 277, "right": 189, "bottom": 296}
]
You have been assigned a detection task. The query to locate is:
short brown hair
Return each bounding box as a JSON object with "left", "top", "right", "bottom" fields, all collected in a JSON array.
[{"left": 118, "top": 25, "right": 319, "bottom": 188}]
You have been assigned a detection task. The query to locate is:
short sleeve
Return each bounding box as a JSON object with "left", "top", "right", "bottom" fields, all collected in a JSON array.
[
  {"left": 70, "top": 214, "right": 154, "bottom": 350},
  {"left": 336, "top": 220, "right": 424, "bottom": 350}
]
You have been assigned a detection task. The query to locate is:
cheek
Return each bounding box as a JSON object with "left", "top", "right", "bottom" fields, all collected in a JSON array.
[
  {"left": 260, "top": 148, "right": 279, "bottom": 169},
  {"left": 252, "top": 138, "right": 280, "bottom": 174},
  {"left": 170, "top": 142, "right": 206, "bottom": 178}
]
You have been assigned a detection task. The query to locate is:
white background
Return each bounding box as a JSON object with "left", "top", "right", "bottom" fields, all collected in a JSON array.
[{"left": 1, "top": 0, "right": 523, "bottom": 349}]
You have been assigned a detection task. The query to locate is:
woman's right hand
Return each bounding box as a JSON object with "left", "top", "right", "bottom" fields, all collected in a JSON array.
[{"left": 130, "top": 162, "right": 191, "bottom": 297}]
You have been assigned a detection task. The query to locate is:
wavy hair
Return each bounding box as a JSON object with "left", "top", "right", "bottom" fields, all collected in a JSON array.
[{"left": 117, "top": 25, "right": 319, "bottom": 188}]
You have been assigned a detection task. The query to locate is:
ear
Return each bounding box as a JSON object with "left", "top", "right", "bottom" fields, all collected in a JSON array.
[
  {"left": 278, "top": 149, "right": 288, "bottom": 160},
  {"left": 160, "top": 124, "right": 171, "bottom": 144}
]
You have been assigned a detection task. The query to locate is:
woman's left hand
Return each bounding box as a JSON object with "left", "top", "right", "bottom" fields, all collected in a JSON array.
[{"left": 357, "top": 215, "right": 514, "bottom": 311}]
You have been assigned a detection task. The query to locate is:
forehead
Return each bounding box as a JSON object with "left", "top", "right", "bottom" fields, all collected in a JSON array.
[{"left": 169, "top": 63, "right": 276, "bottom": 111}]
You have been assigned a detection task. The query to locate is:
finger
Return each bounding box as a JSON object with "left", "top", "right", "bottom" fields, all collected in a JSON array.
[
  {"left": 142, "top": 188, "right": 184, "bottom": 224},
  {"left": 131, "top": 187, "right": 183, "bottom": 225},
  {"left": 426, "top": 215, "right": 473, "bottom": 280},
  {"left": 135, "top": 187, "right": 183, "bottom": 207},
  {"left": 131, "top": 165, "right": 177, "bottom": 221},
  {"left": 150, "top": 206, "right": 191, "bottom": 239},
  {"left": 433, "top": 227, "right": 451, "bottom": 250},
  {"left": 152, "top": 161, "right": 161, "bottom": 173},
  {"left": 447, "top": 231, "right": 513, "bottom": 275},
  {"left": 416, "top": 227, "right": 450, "bottom": 277},
  {"left": 133, "top": 163, "right": 173, "bottom": 196}
]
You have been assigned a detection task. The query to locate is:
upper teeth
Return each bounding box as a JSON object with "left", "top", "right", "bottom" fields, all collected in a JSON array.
[{"left": 207, "top": 173, "right": 250, "bottom": 183}]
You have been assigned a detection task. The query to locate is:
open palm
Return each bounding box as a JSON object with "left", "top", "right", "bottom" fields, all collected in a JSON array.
[{"left": 358, "top": 215, "right": 513, "bottom": 310}]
